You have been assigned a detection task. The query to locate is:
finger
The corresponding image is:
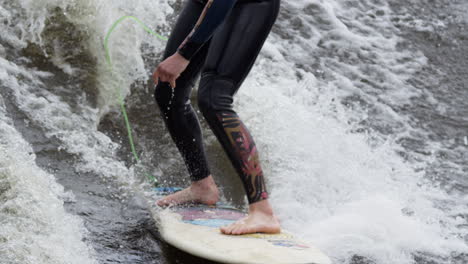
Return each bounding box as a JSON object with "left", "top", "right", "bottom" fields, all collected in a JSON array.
[
  {"left": 170, "top": 78, "right": 176, "bottom": 89},
  {"left": 152, "top": 69, "right": 159, "bottom": 86},
  {"left": 156, "top": 71, "right": 167, "bottom": 83}
]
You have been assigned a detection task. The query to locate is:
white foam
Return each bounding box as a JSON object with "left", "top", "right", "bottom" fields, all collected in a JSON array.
[
  {"left": 236, "top": 61, "right": 467, "bottom": 262},
  {"left": 2, "top": 0, "right": 467, "bottom": 263},
  {"left": 232, "top": 0, "right": 468, "bottom": 262},
  {"left": 0, "top": 97, "right": 97, "bottom": 264}
]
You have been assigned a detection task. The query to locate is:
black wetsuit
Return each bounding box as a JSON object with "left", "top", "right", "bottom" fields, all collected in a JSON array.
[{"left": 154, "top": 0, "right": 280, "bottom": 204}]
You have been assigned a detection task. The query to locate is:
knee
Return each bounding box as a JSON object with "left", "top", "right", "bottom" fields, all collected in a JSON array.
[
  {"left": 197, "top": 88, "right": 213, "bottom": 117},
  {"left": 197, "top": 76, "right": 236, "bottom": 118}
]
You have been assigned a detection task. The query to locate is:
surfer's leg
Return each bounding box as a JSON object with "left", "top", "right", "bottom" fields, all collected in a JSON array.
[
  {"left": 198, "top": 0, "right": 281, "bottom": 233},
  {"left": 154, "top": 0, "right": 219, "bottom": 206}
]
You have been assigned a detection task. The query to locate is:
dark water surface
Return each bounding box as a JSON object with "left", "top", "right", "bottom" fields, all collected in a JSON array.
[{"left": 1, "top": 0, "right": 468, "bottom": 263}]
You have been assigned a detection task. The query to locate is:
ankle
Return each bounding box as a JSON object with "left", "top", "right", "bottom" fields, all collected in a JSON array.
[
  {"left": 191, "top": 175, "right": 217, "bottom": 189},
  {"left": 190, "top": 175, "right": 219, "bottom": 197},
  {"left": 248, "top": 199, "right": 275, "bottom": 216}
]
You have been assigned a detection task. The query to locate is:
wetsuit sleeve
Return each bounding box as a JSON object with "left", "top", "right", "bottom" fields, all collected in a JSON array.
[{"left": 177, "top": 0, "right": 237, "bottom": 60}]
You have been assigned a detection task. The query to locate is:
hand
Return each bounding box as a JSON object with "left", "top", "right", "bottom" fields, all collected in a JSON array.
[{"left": 152, "top": 52, "right": 189, "bottom": 88}]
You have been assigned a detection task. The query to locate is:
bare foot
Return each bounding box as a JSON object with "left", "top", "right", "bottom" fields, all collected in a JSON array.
[
  {"left": 156, "top": 175, "right": 219, "bottom": 207},
  {"left": 220, "top": 199, "right": 281, "bottom": 235}
]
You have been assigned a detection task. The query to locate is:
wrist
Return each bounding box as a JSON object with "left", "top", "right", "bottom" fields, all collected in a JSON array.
[
  {"left": 175, "top": 50, "right": 190, "bottom": 62},
  {"left": 177, "top": 39, "right": 203, "bottom": 61}
]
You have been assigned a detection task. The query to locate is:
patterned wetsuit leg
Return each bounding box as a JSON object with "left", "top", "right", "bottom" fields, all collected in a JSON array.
[
  {"left": 198, "top": 0, "right": 280, "bottom": 204},
  {"left": 154, "top": 0, "right": 212, "bottom": 181}
]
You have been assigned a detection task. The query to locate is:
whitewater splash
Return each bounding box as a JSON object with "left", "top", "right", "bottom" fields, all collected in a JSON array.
[
  {"left": 1, "top": 0, "right": 467, "bottom": 263},
  {"left": 0, "top": 96, "right": 97, "bottom": 262}
]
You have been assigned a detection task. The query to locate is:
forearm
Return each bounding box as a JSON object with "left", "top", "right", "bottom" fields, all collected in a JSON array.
[{"left": 177, "top": 0, "right": 237, "bottom": 60}]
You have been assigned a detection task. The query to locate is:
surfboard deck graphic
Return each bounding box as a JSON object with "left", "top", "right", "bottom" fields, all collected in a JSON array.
[{"left": 154, "top": 188, "right": 331, "bottom": 264}]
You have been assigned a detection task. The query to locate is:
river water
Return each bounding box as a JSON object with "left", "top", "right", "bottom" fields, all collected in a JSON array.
[{"left": 1, "top": 0, "right": 467, "bottom": 263}]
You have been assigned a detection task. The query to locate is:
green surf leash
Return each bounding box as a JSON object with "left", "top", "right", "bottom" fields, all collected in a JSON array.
[{"left": 104, "top": 15, "right": 168, "bottom": 186}]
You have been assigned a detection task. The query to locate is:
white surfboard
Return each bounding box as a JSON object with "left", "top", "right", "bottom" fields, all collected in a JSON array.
[{"left": 155, "top": 202, "right": 331, "bottom": 264}]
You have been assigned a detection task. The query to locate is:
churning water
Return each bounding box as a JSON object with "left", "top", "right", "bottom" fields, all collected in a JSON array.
[{"left": 1, "top": 0, "right": 467, "bottom": 263}]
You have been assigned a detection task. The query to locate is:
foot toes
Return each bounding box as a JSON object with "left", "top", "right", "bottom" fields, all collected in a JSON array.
[
  {"left": 221, "top": 214, "right": 281, "bottom": 235},
  {"left": 220, "top": 226, "right": 229, "bottom": 234},
  {"left": 232, "top": 225, "right": 244, "bottom": 235},
  {"left": 156, "top": 199, "right": 167, "bottom": 207},
  {"left": 220, "top": 225, "right": 230, "bottom": 234},
  {"left": 226, "top": 224, "right": 238, "bottom": 234},
  {"left": 221, "top": 221, "right": 240, "bottom": 235}
]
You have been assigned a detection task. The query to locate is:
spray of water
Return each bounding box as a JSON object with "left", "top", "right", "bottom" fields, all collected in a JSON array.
[{"left": 1, "top": 0, "right": 467, "bottom": 263}]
